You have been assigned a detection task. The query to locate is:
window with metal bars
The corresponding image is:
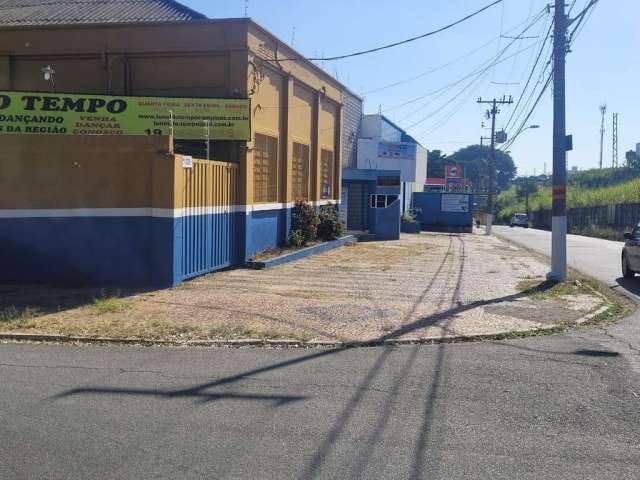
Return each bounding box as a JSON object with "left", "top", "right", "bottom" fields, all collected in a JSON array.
[
  {"left": 253, "top": 133, "right": 279, "bottom": 203},
  {"left": 292, "top": 142, "right": 310, "bottom": 200},
  {"left": 320, "top": 149, "right": 334, "bottom": 199}
]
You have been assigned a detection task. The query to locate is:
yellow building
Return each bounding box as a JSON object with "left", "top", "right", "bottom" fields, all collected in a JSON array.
[{"left": 0, "top": 0, "right": 348, "bottom": 285}]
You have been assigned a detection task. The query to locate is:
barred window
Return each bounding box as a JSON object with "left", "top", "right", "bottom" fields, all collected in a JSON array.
[
  {"left": 292, "top": 142, "right": 310, "bottom": 200},
  {"left": 320, "top": 149, "right": 334, "bottom": 199},
  {"left": 253, "top": 133, "right": 279, "bottom": 203}
]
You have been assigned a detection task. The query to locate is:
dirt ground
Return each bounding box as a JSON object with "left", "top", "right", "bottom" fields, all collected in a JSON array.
[{"left": 0, "top": 233, "right": 607, "bottom": 342}]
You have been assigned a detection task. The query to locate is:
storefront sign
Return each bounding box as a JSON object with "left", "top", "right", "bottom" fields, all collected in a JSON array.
[
  {"left": 377, "top": 142, "right": 416, "bottom": 160},
  {"left": 441, "top": 194, "right": 470, "bottom": 213},
  {"left": 0, "top": 91, "right": 250, "bottom": 140}
]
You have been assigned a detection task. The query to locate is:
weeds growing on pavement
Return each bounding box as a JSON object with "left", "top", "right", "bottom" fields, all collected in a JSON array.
[{"left": 92, "top": 295, "right": 132, "bottom": 314}]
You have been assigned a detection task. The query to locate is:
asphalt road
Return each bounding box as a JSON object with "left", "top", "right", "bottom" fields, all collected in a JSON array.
[
  {"left": 493, "top": 226, "right": 640, "bottom": 300},
  {"left": 2, "top": 230, "right": 640, "bottom": 479}
]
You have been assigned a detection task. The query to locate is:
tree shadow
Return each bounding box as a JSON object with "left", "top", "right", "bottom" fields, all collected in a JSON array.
[{"left": 47, "top": 235, "right": 594, "bottom": 478}]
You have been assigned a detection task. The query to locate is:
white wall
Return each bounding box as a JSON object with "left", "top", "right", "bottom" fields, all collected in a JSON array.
[
  {"left": 380, "top": 119, "right": 402, "bottom": 142},
  {"left": 357, "top": 138, "right": 427, "bottom": 184},
  {"left": 361, "top": 115, "right": 381, "bottom": 139}
]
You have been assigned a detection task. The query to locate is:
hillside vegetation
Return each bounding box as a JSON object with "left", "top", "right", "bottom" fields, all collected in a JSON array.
[{"left": 497, "top": 167, "right": 640, "bottom": 221}]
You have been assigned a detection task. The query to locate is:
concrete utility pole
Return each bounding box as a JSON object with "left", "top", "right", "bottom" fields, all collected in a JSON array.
[
  {"left": 612, "top": 113, "right": 618, "bottom": 168},
  {"left": 599, "top": 104, "right": 606, "bottom": 169},
  {"left": 477, "top": 95, "right": 513, "bottom": 235},
  {"left": 524, "top": 175, "right": 530, "bottom": 217},
  {"left": 549, "top": 0, "right": 568, "bottom": 281}
]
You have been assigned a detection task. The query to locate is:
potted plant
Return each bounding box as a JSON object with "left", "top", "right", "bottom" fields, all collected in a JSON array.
[{"left": 401, "top": 210, "right": 421, "bottom": 234}]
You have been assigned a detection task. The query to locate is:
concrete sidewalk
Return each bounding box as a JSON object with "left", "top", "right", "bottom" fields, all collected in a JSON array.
[{"left": 1, "top": 233, "right": 609, "bottom": 343}]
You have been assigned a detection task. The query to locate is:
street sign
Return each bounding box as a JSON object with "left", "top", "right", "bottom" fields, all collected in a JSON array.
[
  {"left": 445, "top": 164, "right": 462, "bottom": 179},
  {"left": 441, "top": 194, "right": 470, "bottom": 213},
  {"left": 565, "top": 134, "right": 573, "bottom": 151}
]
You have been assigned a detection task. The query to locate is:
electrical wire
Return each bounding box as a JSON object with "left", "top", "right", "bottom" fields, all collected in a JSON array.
[
  {"left": 403, "top": 43, "right": 537, "bottom": 130},
  {"left": 383, "top": 9, "right": 546, "bottom": 117},
  {"left": 272, "top": 0, "right": 504, "bottom": 61},
  {"left": 362, "top": 7, "right": 547, "bottom": 96},
  {"left": 391, "top": 41, "right": 538, "bottom": 125},
  {"left": 502, "top": 0, "right": 600, "bottom": 151}
]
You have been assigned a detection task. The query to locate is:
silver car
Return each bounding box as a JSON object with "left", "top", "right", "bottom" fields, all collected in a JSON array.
[
  {"left": 510, "top": 213, "right": 529, "bottom": 228},
  {"left": 622, "top": 223, "right": 640, "bottom": 278}
]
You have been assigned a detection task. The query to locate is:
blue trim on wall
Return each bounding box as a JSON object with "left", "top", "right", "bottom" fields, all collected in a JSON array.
[
  {"left": 0, "top": 206, "right": 296, "bottom": 287},
  {"left": 0, "top": 217, "right": 157, "bottom": 286},
  {"left": 243, "top": 207, "right": 292, "bottom": 262}
]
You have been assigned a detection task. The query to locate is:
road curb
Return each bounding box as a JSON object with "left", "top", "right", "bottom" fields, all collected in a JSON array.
[{"left": 0, "top": 323, "right": 571, "bottom": 349}]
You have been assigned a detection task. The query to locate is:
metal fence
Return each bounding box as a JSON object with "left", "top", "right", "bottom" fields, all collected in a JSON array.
[{"left": 530, "top": 203, "right": 640, "bottom": 234}]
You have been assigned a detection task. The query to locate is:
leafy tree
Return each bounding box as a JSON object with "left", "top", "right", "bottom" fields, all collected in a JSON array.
[
  {"left": 516, "top": 177, "right": 538, "bottom": 199},
  {"left": 426, "top": 149, "right": 447, "bottom": 178},
  {"left": 445, "top": 144, "right": 517, "bottom": 191}
]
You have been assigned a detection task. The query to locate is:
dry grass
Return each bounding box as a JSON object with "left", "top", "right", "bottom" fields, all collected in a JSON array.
[{"left": 93, "top": 296, "right": 132, "bottom": 314}]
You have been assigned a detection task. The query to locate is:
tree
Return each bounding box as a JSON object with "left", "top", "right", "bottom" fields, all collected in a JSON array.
[
  {"left": 446, "top": 144, "right": 517, "bottom": 191},
  {"left": 426, "top": 149, "right": 447, "bottom": 178},
  {"left": 626, "top": 150, "right": 639, "bottom": 170}
]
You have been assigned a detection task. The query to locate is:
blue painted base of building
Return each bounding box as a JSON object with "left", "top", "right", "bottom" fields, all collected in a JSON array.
[
  {"left": 246, "top": 235, "right": 356, "bottom": 269},
  {"left": 0, "top": 216, "right": 174, "bottom": 287},
  {"left": 0, "top": 204, "right": 304, "bottom": 288}
]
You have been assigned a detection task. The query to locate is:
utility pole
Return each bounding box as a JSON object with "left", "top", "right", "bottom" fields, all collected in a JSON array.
[
  {"left": 480, "top": 136, "right": 491, "bottom": 196},
  {"left": 477, "top": 95, "right": 513, "bottom": 235},
  {"left": 549, "top": 0, "right": 568, "bottom": 282},
  {"left": 599, "top": 104, "right": 606, "bottom": 169},
  {"left": 612, "top": 113, "right": 618, "bottom": 168},
  {"left": 525, "top": 174, "right": 530, "bottom": 217}
]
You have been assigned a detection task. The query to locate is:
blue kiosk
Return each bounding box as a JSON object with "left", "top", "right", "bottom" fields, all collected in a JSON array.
[{"left": 341, "top": 168, "right": 401, "bottom": 241}]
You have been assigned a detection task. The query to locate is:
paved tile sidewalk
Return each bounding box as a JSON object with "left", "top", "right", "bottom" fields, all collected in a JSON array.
[
  {"left": 129, "top": 233, "right": 602, "bottom": 341},
  {"left": 0, "top": 233, "right": 604, "bottom": 342}
]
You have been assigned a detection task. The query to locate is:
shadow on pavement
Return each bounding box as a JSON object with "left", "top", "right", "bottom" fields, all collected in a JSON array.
[{"left": 49, "top": 235, "right": 619, "bottom": 478}]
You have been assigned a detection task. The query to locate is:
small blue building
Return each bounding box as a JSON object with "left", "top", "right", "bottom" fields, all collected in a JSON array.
[
  {"left": 413, "top": 192, "right": 474, "bottom": 233},
  {"left": 341, "top": 168, "right": 401, "bottom": 241}
]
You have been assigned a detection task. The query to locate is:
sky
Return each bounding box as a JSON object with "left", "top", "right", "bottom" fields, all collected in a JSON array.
[{"left": 183, "top": 0, "right": 639, "bottom": 177}]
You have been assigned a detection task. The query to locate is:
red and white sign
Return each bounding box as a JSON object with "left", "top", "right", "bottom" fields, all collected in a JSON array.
[{"left": 445, "top": 164, "right": 462, "bottom": 179}]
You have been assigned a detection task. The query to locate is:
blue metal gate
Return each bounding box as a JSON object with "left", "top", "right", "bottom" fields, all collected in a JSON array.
[{"left": 180, "top": 159, "right": 242, "bottom": 280}]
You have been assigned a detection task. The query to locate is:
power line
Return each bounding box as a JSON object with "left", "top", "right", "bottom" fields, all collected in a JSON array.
[
  {"left": 384, "top": 10, "right": 546, "bottom": 117},
  {"left": 362, "top": 7, "right": 547, "bottom": 96},
  {"left": 500, "top": 72, "right": 552, "bottom": 151},
  {"left": 502, "top": 0, "right": 599, "bottom": 151},
  {"left": 362, "top": 36, "right": 500, "bottom": 96},
  {"left": 273, "top": 0, "right": 504, "bottom": 61},
  {"left": 403, "top": 11, "right": 549, "bottom": 141},
  {"left": 392, "top": 42, "right": 538, "bottom": 123},
  {"left": 504, "top": 17, "right": 554, "bottom": 131}
]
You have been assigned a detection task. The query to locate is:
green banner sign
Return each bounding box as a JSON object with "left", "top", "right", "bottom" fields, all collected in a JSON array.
[{"left": 0, "top": 91, "right": 251, "bottom": 140}]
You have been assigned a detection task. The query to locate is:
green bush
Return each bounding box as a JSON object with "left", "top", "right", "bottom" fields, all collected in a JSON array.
[
  {"left": 289, "top": 229, "right": 306, "bottom": 247},
  {"left": 291, "top": 201, "right": 319, "bottom": 245},
  {"left": 317, "top": 203, "right": 345, "bottom": 241},
  {"left": 401, "top": 213, "right": 417, "bottom": 223}
]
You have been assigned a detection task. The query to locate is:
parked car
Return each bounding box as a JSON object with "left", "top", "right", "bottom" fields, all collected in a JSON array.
[
  {"left": 510, "top": 213, "right": 529, "bottom": 228},
  {"left": 622, "top": 224, "right": 640, "bottom": 278}
]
